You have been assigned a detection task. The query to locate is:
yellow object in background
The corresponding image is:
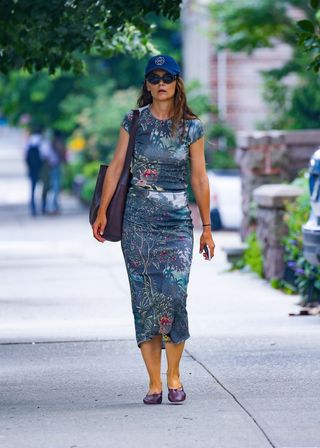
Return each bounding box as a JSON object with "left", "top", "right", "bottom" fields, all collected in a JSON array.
[{"left": 69, "top": 134, "right": 86, "bottom": 152}]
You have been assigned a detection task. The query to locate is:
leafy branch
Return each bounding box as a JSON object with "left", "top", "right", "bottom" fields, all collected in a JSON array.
[
  {"left": 297, "top": 0, "right": 320, "bottom": 71},
  {"left": 0, "top": 0, "right": 182, "bottom": 74}
]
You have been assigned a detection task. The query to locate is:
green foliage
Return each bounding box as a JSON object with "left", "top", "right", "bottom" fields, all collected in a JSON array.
[
  {"left": 283, "top": 173, "right": 310, "bottom": 260},
  {"left": 297, "top": 1, "right": 320, "bottom": 72},
  {"left": 258, "top": 75, "right": 289, "bottom": 130},
  {"left": 210, "top": 0, "right": 308, "bottom": 52},
  {"left": 60, "top": 162, "right": 80, "bottom": 191},
  {"left": 0, "top": 70, "right": 77, "bottom": 129},
  {"left": 297, "top": 19, "right": 315, "bottom": 34},
  {"left": 228, "top": 169, "right": 320, "bottom": 304},
  {"left": 0, "top": 13, "right": 187, "bottom": 204},
  {"left": 270, "top": 277, "right": 297, "bottom": 294},
  {"left": 80, "top": 177, "right": 98, "bottom": 204},
  {"left": 281, "top": 173, "right": 320, "bottom": 304},
  {"left": 58, "top": 81, "right": 137, "bottom": 197},
  {"left": 0, "top": 11, "right": 182, "bottom": 132},
  {"left": 185, "top": 80, "right": 217, "bottom": 117},
  {"left": 243, "top": 231, "right": 264, "bottom": 278},
  {"left": 184, "top": 80, "right": 236, "bottom": 170},
  {"left": 259, "top": 61, "right": 320, "bottom": 130},
  {"left": 228, "top": 256, "right": 246, "bottom": 271},
  {"left": 206, "top": 121, "right": 237, "bottom": 170},
  {"left": 0, "top": 0, "right": 182, "bottom": 74},
  {"left": 102, "top": 15, "right": 182, "bottom": 90},
  {"left": 61, "top": 81, "right": 139, "bottom": 161},
  {"left": 82, "top": 161, "right": 101, "bottom": 180},
  {"left": 229, "top": 230, "right": 264, "bottom": 277},
  {"left": 0, "top": 55, "right": 121, "bottom": 130},
  {"left": 75, "top": 161, "right": 105, "bottom": 204}
]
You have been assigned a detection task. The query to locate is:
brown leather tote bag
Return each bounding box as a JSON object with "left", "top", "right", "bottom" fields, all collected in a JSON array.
[{"left": 89, "top": 109, "right": 140, "bottom": 241}]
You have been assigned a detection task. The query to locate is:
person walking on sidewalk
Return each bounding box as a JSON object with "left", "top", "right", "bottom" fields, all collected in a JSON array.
[
  {"left": 24, "top": 127, "right": 44, "bottom": 216},
  {"left": 41, "top": 130, "right": 67, "bottom": 215},
  {"left": 92, "top": 55, "right": 215, "bottom": 404}
]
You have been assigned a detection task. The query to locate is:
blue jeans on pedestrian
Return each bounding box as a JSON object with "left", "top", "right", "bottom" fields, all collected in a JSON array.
[
  {"left": 49, "top": 166, "right": 61, "bottom": 212},
  {"left": 29, "top": 174, "right": 39, "bottom": 216}
]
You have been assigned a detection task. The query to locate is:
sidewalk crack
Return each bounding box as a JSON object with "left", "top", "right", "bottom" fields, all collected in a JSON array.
[{"left": 185, "top": 348, "right": 276, "bottom": 448}]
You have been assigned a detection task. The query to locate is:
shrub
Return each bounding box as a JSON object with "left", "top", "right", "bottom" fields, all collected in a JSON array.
[
  {"left": 228, "top": 170, "right": 320, "bottom": 305},
  {"left": 243, "top": 231, "right": 264, "bottom": 278},
  {"left": 80, "top": 177, "right": 97, "bottom": 204},
  {"left": 228, "top": 230, "right": 263, "bottom": 277},
  {"left": 282, "top": 173, "right": 320, "bottom": 305},
  {"left": 206, "top": 121, "right": 237, "bottom": 170},
  {"left": 82, "top": 160, "right": 101, "bottom": 179}
]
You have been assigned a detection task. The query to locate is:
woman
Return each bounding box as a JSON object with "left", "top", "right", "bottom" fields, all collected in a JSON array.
[{"left": 92, "top": 54, "right": 215, "bottom": 405}]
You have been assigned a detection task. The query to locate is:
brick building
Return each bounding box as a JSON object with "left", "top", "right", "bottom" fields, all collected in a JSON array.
[{"left": 181, "top": 0, "right": 293, "bottom": 131}]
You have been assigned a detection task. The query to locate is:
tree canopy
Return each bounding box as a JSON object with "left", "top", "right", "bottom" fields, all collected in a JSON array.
[
  {"left": 210, "top": 0, "right": 311, "bottom": 53},
  {"left": 211, "top": 0, "right": 320, "bottom": 72},
  {"left": 297, "top": 0, "right": 320, "bottom": 71},
  {"left": 0, "top": 0, "right": 182, "bottom": 74}
]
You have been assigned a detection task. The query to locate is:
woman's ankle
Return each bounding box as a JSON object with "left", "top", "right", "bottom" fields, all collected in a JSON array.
[
  {"left": 148, "top": 380, "right": 162, "bottom": 393},
  {"left": 166, "top": 372, "right": 182, "bottom": 389}
]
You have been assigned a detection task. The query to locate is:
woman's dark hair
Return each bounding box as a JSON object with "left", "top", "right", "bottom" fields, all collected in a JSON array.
[{"left": 137, "top": 76, "right": 199, "bottom": 139}]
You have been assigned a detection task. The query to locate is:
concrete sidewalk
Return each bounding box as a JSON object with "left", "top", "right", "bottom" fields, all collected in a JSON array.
[{"left": 1, "top": 127, "right": 320, "bottom": 448}]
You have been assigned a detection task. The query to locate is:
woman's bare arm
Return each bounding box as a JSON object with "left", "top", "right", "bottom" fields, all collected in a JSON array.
[
  {"left": 189, "top": 136, "right": 215, "bottom": 259},
  {"left": 189, "top": 136, "right": 211, "bottom": 224}
]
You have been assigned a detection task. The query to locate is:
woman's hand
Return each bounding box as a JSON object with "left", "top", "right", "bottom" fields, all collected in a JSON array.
[
  {"left": 199, "top": 228, "right": 215, "bottom": 260},
  {"left": 92, "top": 209, "right": 107, "bottom": 243}
]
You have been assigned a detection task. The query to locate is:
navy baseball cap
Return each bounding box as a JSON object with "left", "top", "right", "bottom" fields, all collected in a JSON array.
[{"left": 145, "top": 54, "right": 181, "bottom": 77}]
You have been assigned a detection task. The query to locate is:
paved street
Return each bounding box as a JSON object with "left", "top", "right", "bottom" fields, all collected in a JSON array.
[{"left": 1, "top": 127, "right": 320, "bottom": 448}]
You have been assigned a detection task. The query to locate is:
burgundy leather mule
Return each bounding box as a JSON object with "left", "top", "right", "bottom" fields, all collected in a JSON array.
[
  {"left": 143, "top": 392, "right": 162, "bottom": 405},
  {"left": 168, "top": 385, "right": 186, "bottom": 403}
]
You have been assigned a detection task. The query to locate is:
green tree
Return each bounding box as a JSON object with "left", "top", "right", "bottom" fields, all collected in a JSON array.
[
  {"left": 0, "top": 0, "right": 181, "bottom": 74},
  {"left": 96, "top": 14, "right": 182, "bottom": 90},
  {"left": 211, "top": 0, "right": 310, "bottom": 54},
  {"left": 297, "top": 0, "right": 320, "bottom": 72},
  {"left": 0, "top": 69, "right": 77, "bottom": 129},
  {"left": 0, "top": 14, "right": 182, "bottom": 130},
  {"left": 61, "top": 80, "right": 139, "bottom": 159}
]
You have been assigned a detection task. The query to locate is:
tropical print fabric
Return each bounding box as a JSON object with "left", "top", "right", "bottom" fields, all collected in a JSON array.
[
  {"left": 120, "top": 104, "right": 204, "bottom": 348},
  {"left": 121, "top": 105, "right": 204, "bottom": 191}
]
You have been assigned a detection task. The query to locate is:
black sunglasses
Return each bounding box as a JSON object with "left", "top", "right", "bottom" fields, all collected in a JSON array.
[{"left": 146, "top": 73, "right": 178, "bottom": 85}]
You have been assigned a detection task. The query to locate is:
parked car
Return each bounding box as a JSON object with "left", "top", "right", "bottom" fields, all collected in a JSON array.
[
  {"left": 207, "top": 170, "right": 242, "bottom": 230},
  {"left": 303, "top": 148, "right": 320, "bottom": 265}
]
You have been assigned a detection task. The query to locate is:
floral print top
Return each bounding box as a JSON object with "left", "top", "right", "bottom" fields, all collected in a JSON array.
[{"left": 121, "top": 104, "right": 204, "bottom": 191}]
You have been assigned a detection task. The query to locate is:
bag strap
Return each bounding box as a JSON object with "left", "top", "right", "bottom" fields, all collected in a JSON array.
[{"left": 123, "top": 109, "right": 140, "bottom": 172}]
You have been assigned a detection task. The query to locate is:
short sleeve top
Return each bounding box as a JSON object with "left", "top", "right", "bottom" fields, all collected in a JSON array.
[{"left": 120, "top": 104, "right": 204, "bottom": 191}]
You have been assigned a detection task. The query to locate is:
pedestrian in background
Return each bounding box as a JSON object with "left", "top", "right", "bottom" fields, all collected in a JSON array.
[
  {"left": 92, "top": 55, "right": 215, "bottom": 404},
  {"left": 24, "top": 127, "right": 44, "bottom": 216},
  {"left": 41, "top": 130, "right": 67, "bottom": 215}
]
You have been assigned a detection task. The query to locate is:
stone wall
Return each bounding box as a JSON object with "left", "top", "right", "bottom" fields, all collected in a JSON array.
[
  {"left": 236, "top": 130, "right": 320, "bottom": 240},
  {"left": 253, "top": 184, "right": 304, "bottom": 280}
]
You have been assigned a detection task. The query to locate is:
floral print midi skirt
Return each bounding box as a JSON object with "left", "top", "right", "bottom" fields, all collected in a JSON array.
[{"left": 121, "top": 185, "right": 194, "bottom": 348}]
